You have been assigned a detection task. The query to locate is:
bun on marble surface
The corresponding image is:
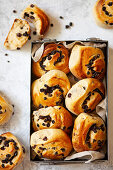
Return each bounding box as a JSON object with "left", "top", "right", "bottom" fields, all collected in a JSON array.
[
  {"left": 0, "top": 95, "right": 13, "bottom": 126},
  {"left": 32, "top": 70, "right": 70, "bottom": 108},
  {"left": 21, "top": 4, "right": 49, "bottom": 36},
  {"left": 69, "top": 45, "right": 105, "bottom": 80},
  {"left": 32, "top": 106, "right": 73, "bottom": 133},
  {"left": 72, "top": 113, "right": 106, "bottom": 152},
  {"left": 31, "top": 129, "right": 72, "bottom": 160},
  {"left": 32, "top": 43, "right": 69, "bottom": 77},
  {"left": 0, "top": 132, "right": 25, "bottom": 169},
  {"left": 93, "top": 0, "right": 113, "bottom": 28},
  {"left": 65, "top": 78, "right": 105, "bottom": 115},
  {"left": 4, "top": 19, "right": 30, "bottom": 50}
]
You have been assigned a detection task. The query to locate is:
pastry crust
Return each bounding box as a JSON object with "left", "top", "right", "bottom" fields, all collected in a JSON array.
[
  {"left": 0, "top": 132, "right": 25, "bottom": 169},
  {"left": 65, "top": 78, "right": 105, "bottom": 115},
  {"left": 32, "top": 70, "right": 70, "bottom": 108},
  {"left": 69, "top": 45, "right": 105, "bottom": 80},
  {"left": 31, "top": 129, "right": 72, "bottom": 160},
  {"left": 4, "top": 19, "right": 30, "bottom": 50},
  {"left": 21, "top": 4, "right": 49, "bottom": 36},
  {"left": 32, "top": 106, "right": 73, "bottom": 133},
  {"left": 0, "top": 95, "right": 13, "bottom": 126},
  {"left": 32, "top": 43, "right": 69, "bottom": 77},
  {"left": 93, "top": 0, "right": 113, "bottom": 28},
  {"left": 72, "top": 113, "right": 106, "bottom": 152}
]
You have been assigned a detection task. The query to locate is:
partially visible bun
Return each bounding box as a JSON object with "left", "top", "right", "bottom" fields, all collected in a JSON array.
[
  {"left": 32, "top": 106, "right": 73, "bottom": 133},
  {"left": 4, "top": 19, "right": 30, "bottom": 50},
  {"left": 72, "top": 113, "right": 106, "bottom": 152},
  {"left": 21, "top": 4, "right": 49, "bottom": 36},
  {"left": 65, "top": 78, "right": 105, "bottom": 115},
  {"left": 32, "top": 70, "right": 70, "bottom": 108},
  {"left": 31, "top": 129, "right": 72, "bottom": 160}
]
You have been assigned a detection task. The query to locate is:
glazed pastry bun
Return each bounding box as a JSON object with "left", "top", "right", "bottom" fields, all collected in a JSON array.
[
  {"left": 31, "top": 129, "right": 72, "bottom": 160},
  {"left": 4, "top": 19, "right": 30, "bottom": 50},
  {"left": 32, "top": 70, "right": 70, "bottom": 108},
  {"left": 69, "top": 45, "right": 105, "bottom": 80},
  {"left": 32, "top": 43, "right": 69, "bottom": 77},
  {"left": 65, "top": 78, "right": 105, "bottom": 115},
  {"left": 93, "top": 0, "right": 113, "bottom": 28},
  {"left": 21, "top": 4, "right": 49, "bottom": 36},
  {"left": 72, "top": 113, "right": 106, "bottom": 152},
  {"left": 32, "top": 106, "right": 73, "bottom": 133},
  {"left": 0, "top": 132, "right": 25, "bottom": 169},
  {"left": 0, "top": 95, "right": 13, "bottom": 126}
]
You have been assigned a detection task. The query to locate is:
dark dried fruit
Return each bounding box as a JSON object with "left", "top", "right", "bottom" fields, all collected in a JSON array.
[
  {"left": 33, "top": 31, "right": 37, "bottom": 35},
  {"left": 43, "top": 136, "right": 48, "bottom": 141},
  {"left": 17, "top": 33, "right": 22, "bottom": 37},
  {"left": 68, "top": 93, "right": 72, "bottom": 98},
  {"left": 30, "top": 4, "right": 34, "bottom": 7},
  {"left": 65, "top": 25, "right": 69, "bottom": 29}
]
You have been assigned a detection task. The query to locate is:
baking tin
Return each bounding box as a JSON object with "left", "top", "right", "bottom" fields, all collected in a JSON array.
[{"left": 30, "top": 38, "right": 109, "bottom": 164}]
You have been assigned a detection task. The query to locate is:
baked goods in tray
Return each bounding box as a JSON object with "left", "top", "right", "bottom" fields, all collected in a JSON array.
[
  {"left": 32, "top": 43, "right": 69, "bottom": 77},
  {"left": 0, "top": 95, "right": 13, "bottom": 126},
  {"left": 65, "top": 78, "right": 105, "bottom": 115},
  {"left": 31, "top": 129, "right": 72, "bottom": 160},
  {"left": 69, "top": 45, "right": 105, "bottom": 80},
  {"left": 4, "top": 19, "right": 30, "bottom": 50},
  {"left": 21, "top": 4, "right": 49, "bottom": 36},
  {"left": 93, "top": 0, "right": 113, "bottom": 28},
  {"left": 0, "top": 132, "right": 25, "bottom": 169},
  {"left": 72, "top": 113, "right": 106, "bottom": 152},
  {"left": 32, "top": 70, "right": 70, "bottom": 108},
  {"left": 32, "top": 106, "right": 73, "bottom": 133}
]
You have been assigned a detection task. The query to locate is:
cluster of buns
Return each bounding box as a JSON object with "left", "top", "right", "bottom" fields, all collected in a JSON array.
[
  {"left": 31, "top": 42, "right": 106, "bottom": 160},
  {"left": 4, "top": 4, "right": 49, "bottom": 50}
]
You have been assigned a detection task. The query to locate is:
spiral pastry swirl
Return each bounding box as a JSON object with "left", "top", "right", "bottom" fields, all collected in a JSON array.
[
  {"left": 32, "top": 43, "right": 69, "bottom": 77},
  {"left": 72, "top": 113, "right": 106, "bottom": 152},
  {"left": 94, "top": 0, "right": 113, "bottom": 27},
  {"left": 0, "top": 132, "right": 25, "bottom": 169},
  {"left": 32, "top": 70, "right": 70, "bottom": 108}
]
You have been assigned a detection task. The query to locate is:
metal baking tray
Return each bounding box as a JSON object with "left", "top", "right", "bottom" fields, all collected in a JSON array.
[{"left": 30, "top": 38, "right": 109, "bottom": 164}]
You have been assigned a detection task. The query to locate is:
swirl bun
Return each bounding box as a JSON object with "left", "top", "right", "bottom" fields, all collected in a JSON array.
[
  {"left": 72, "top": 113, "right": 106, "bottom": 152},
  {"left": 93, "top": 0, "right": 113, "bottom": 27},
  {"left": 0, "top": 95, "right": 13, "bottom": 126},
  {"left": 32, "top": 106, "right": 73, "bottom": 133},
  {"left": 31, "top": 129, "right": 72, "bottom": 160},
  {"left": 65, "top": 78, "right": 105, "bottom": 115},
  {"left": 69, "top": 45, "right": 105, "bottom": 80},
  {"left": 0, "top": 132, "right": 25, "bottom": 169},
  {"left": 32, "top": 43, "right": 69, "bottom": 77},
  {"left": 32, "top": 70, "right": 70, "bottom": 108}
]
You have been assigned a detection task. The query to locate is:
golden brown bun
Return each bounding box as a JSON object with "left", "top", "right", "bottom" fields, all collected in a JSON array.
[
  {"left": 65, "top": 78, "right": 105, "bottom": 115},
  {"left": 69, "top": 45, "right": 105, "bottom": 80},
  {"left": 21, "top": 4, "right": 49, "bottom": 36},
  {"left": 31, "top": 129, "right": 72, "bottom": 160},
  {"left": 0, "top": 132, "right": 25, "bottom": 169},
  {"left": 32, "top": 70, "right": 70, "bottom": 108},
  {"left": 0, "top": 95, "right": 13, "bottom": 126},
  {"left": 93, "top": 0, "right": 113, "bottom": 28},
  {"left": 32, "top": 43, "right": 69, "bottom": 77},
  {"left": 4, "top": 19, "right": 30, "bottom": 50},
  {"left": 72, "top": 113, "right": 106, "bottom": 152},
  {"left": 32, "top": 106, "right": 73, "bottom": 133}
]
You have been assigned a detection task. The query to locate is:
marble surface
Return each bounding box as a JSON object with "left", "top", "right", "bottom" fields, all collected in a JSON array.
[{"left": 0, "top": 0, "right": 113, "bottom": 169}]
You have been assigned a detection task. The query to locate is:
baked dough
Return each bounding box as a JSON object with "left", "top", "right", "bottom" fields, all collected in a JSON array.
[
  {"left": 32, "top": 106, "right": 73, "bottom": 133},
  {"left": 21, "top": 4, "right": 49, "bottom": 36},
  {"left": 32, "top": 70, "right": 70, "bottom": 108},
  {"left": 32, "top": 43, "right": 69, "bottom": 77},
  {"left": 72, "top": 113, "right": 106, "bottom": 152},
  {"left": 93, "top": 0, "right": 113, "bottom": 28},
  {"left": 4, "top": 19, "right": 30, "bottom": 50},
  {"left": 69, "top": 45, "right": 105, "bottom": 80},
  {"left": 31, "top": 129, "right": 72, "bottom": 160},
  {"left": 0, "top": 132, "right": 25, "bottom": 169},
  {"left": 65, "top": 78, "right": 105, "bottom": 115}
]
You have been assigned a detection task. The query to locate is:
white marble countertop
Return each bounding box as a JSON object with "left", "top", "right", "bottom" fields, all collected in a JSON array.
[{"left": 0, "top": 0, "right": 113, "bottom": 169}]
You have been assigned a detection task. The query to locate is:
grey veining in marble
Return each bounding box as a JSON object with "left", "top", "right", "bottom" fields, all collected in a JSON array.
[{"left": 0, "top": 0, "right": 113, "bottom": 169}]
